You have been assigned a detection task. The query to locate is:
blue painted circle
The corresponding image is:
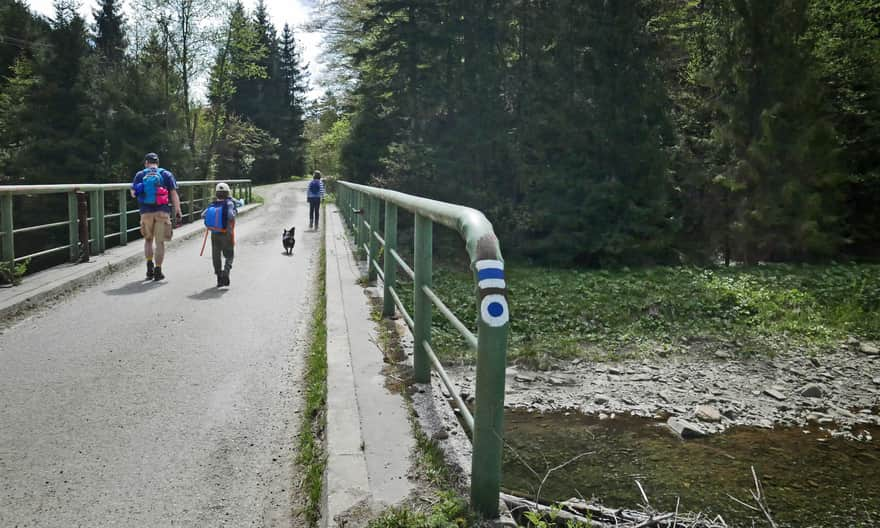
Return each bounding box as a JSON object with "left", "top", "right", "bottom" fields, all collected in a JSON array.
[{"left": 487, "top": 302, "right": 504, "bottom": 317}]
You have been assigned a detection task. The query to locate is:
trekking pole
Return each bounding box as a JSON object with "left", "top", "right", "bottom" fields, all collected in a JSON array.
[{"left": 199, "top": 229, "right": 209, "bottom": 256}]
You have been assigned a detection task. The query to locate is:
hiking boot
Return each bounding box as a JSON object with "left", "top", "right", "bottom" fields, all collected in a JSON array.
[
  {"left": 153, "top": 266, "right": 164, "bottom": 281},
  {"left": 309, "top": 222, "right": 313, "bottom": 229},
  {"left": 222, "top": 270, "right": 231, "bottom": 286},
  {"left": 216, "top": 272, "right": 224, "bottom": 287},
  {"left": 146, "top": 260, "right": 154, "bottom": 280}
]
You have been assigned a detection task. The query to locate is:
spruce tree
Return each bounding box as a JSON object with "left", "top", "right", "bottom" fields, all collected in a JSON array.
[
  {"left": 278, "top": 23, "right": 307, "bottom": 177},
  {"left": 704, "top": 0, "right": 843, "bottom": 262},
  {"left": 22, "top": 0, "right": 97, "bottom": 184},
  {"left": 93, "top": 0, "right": 126, "bottom": 64}
]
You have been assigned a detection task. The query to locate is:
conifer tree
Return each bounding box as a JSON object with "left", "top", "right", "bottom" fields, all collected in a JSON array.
[
  {"left": 278, "top": 22, "right": 307, "bottom": 177},
  {"left": 21, "top": 0, "right": 97, "bottom": 184},
  {"left": 93, "top": 0, "right": 126, "bottom": 64}
]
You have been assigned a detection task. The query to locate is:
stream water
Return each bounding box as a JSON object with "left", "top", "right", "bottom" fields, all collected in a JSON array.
[{"left": 502, "top": 410, "right": 880, "bottom": 527}]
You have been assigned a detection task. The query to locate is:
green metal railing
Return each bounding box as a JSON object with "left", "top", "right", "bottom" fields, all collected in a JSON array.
[
  {"left": 0, "top": 180, "right": 252, "bottom": 267},
  {"left": 337, "top": 181, "right": 510, "bottom": 518}
]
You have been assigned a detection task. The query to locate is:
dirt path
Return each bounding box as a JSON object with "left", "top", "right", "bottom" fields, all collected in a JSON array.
[{"left": 0, "top": 182, "right": 319, "bottom": 527}]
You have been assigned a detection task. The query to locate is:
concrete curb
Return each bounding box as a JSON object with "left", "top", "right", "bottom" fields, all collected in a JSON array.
[
  {"left": 322, "top": 208, "right": 371, "bottom": 527},
  {"left": 0, "top": 204, "right": 262, "bottom": 324},
  {"left": 322, "top": 204, "right": 414, "bottom": 528}
]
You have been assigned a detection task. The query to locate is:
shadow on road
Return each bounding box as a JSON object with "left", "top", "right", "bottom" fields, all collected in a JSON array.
[
  {"left": 103, "top": 280, "right": 165, "bottom": 296},
  {"left": 187, "top": 287, "right": 229, "bottom": 300}
]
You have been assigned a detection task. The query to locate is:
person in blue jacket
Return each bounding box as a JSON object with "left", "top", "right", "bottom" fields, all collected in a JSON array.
[
  {"left": 130, "top": 152, "right": 182, "bottom": 281},
  {"left": 307, "top": 170, "right": 326, "bottom": 229}
]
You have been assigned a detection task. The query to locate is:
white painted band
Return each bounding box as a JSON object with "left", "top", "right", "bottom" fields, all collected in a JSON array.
[{"left": 475, "top": 259, "right": 504, "bottom": 271}]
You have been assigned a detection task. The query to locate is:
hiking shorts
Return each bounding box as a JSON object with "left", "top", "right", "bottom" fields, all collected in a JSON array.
[{"left": 140, "top": 211, "right": 173, "bottom": 241}]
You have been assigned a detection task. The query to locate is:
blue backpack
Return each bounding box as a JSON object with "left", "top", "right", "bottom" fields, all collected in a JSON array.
[
  {"left": 141, "top": 168, "right": 169, "bottom": 205},
  {"left": 204, "top": 200, "right": 230, "bottom": 232},
  {"left": 308, "top": 179, "right": 322, "bottom": 196}
]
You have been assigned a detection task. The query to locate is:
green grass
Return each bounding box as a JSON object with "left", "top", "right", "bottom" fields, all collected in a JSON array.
[
  {"left": 296, "top": 228, "right": 327, "bottom": 526},
  {"left": 367, "top": 492, "right": 472, "bottom": 528},
  {"left": 395, "top": 263, "right": 880, "bottom": 365}
]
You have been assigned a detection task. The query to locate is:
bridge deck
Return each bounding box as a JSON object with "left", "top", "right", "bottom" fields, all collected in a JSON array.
[{"left": 0, "top": 182, "right": 354, "bottom": 526}]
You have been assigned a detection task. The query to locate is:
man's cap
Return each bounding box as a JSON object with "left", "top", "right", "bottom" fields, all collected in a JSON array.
[
  {"left": 144, "top": 152, "right": 159, "bottom": 162},
  {"left": 215, "top": 182, "right": 231, "bottom": 193}
]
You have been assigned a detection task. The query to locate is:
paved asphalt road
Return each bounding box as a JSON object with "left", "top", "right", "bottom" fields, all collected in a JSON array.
[{"left": 0, "top": 182, "right": 320, "bottom": 527}]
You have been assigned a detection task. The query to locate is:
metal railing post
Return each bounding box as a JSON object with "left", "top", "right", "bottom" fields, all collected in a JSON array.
[
  {"left": 351, "top": 190, "right": 357, "bottom": 242},
  {"left": 67, "top": 192, "right": 78, "bottom": 261},
  {"left": 347, "top": 188, "right": 353, "bottom": 228},
  {"left": 357, "top": 192, "right": 366, "bottom": 252},
  {"left": 382, "top": 202, "right": 398, "bottom": 317},
  {"left": 118, "top": 190, "right": 128, "bottom": 245},
  {"left": 0, "top": 193, "right": 13, "bottom": 263},
  {"left": 88, "top": 191, "right": 99, "bottom": 253},
  {"left": 413, "top": 213, "right": 432, "bottom": 383},
  {"left": 341, "top": 187, "right": 347, "bottom": 226},
  {"left": 77, "top": 191, "right": 89, "bottom": 262},
  {"left": 367, "top": 196, "right": 380, "bottom": 281},
  {"left": 97, "top": 189, "right": 106, "bottom": 252},
  {"left": 470, "top": 289, "right": 510, "bottom": 518},
  {"left": 187, "top": 186, "right": 195, "bottom": 222}
]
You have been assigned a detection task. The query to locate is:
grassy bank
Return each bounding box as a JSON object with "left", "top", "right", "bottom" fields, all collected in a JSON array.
[
  {"left": 397, "top": 263, "right": 880, "bottom": 365},
  {"left": 296, "top": 228, "right": 327, "bottom": 525}
]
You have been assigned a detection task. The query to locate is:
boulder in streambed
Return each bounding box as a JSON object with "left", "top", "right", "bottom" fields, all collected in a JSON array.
[
  {"left": 695, "top": 404, "right": 722, "bottom": 422},
  {"left": 859, "top": 342, "right": 879, "bottom": 355},
  {"left": 667, "top": 417, "right": 707, "bottom": 439},
  {"left": 798, "top": 384, "right": 825, "bottom": 398}
]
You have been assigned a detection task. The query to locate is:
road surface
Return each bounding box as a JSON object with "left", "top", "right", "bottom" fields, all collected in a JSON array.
[{"left": 0, "top": 181, "right": 319, "bottom": 527}]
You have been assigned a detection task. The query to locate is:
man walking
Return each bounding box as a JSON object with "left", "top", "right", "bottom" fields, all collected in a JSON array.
[{"left": 131, "top": 152, "right": 182, "bottom": 281}]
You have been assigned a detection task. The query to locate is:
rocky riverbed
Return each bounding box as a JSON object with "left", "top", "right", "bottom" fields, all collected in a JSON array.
[{"left": 449, "top": 339, "right": 880, "bottom": 441}]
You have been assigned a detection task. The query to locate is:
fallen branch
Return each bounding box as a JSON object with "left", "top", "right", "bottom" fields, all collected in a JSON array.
[{"left": 501, "top": 492, "right": 728, "bottom": 528}]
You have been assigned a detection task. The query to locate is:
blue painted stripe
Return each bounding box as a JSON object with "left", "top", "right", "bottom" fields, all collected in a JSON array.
[{"left": 477, "top": 268, "right": 505, "bottom": 281}]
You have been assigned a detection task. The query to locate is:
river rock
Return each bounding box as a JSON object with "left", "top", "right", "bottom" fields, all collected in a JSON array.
[
  {"left": 873, "top": 377, "right": 880, "bottom": 386},
  {"left": 695, "top": 404, "right": 722, "bottom": 422},
  {"left": 667, "top": 417, "right": 707, "bottom": 439},
  {"left": 798, "top": 384, "right": 825, "bottom": 398},
  {"left": 515, "top": 374, "right": 536, "bottom": 383},
  {"left": 608, "top": 367, "right": 624, "bottom": 375},
  {"left": 764, "top": 388, "right": 787, "bottom": 401},
  {"left": 809, "top": 357, "right": 821, "bottom": 368},
  {"left": 859, "top": 343, "right": 879, "bottom": 355},
  {"left": 594, "top": 394, "right": 610, "bottom": 405}
]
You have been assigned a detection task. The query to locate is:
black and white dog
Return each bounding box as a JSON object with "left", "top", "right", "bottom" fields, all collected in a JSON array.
[{"left": 282, "top": 227, "right": 296, "bottom": 255}]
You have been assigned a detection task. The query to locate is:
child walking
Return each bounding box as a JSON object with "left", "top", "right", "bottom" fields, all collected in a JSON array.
[
  {"left": 202, "top": 182, "right": 239, "bottom": 287},
  {"left": 307, "top": 170, "right": 326, "bottom": 229}
]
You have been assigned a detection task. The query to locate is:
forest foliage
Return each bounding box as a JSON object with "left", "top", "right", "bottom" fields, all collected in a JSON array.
[
  {"left": 0, "top": 0, "right": 308, "bottom": 189},
  {"left": 2, "top": 0, "right": 879, "bottom": 267},
  {"left": 308, "top": 0, "right": 880, "bottom": 266}
]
